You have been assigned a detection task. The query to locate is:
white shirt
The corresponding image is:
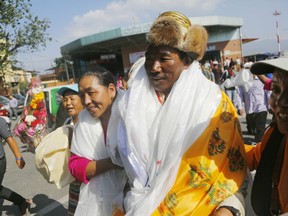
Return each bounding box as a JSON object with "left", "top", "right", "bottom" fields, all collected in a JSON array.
[{"left": 9, "top": 97, "right": 18, "bottom": 108}]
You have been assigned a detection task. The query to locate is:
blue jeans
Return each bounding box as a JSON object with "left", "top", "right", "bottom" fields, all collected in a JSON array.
[
  {"left": 9, "top": 108, "right": 17, "bottom": 120},
  {"left": 225, "top": 89, "right": 236, "bottom": 107}
]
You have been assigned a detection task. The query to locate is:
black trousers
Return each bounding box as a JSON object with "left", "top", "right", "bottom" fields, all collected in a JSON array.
[
  {"left": 0, "top": 157, "right": 25, "bottom": 211},
  {"left": 246, "top": 111, "right": 268, "bottom": 142}
]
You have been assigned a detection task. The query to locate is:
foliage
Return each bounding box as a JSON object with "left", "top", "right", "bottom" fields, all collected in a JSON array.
[
  {"left": 53, "top": 57, "right": 74, "bottom": 82},
  {"left": 0, "top": 0, "right": 51, "bottom": 71},
  {"left": 54, "top": 57, "right": 66, "bottom": 68},
  {"left": 18, "top": 81, "right": 29, "bottom": 93}
]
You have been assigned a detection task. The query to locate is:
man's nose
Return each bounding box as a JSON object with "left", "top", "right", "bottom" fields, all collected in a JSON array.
[
  {"left": 151, "top": 60, "right": 161, "bottom": 73},
  {"left": 82, "top": 93, "right": 91, "bottom": 105}
]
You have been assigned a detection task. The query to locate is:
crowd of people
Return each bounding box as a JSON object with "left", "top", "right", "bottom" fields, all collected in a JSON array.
[
  {"left": 201, "top": 56, "right": 271, "bottom": 144},
  {"left": 1, "top": 10, "right": 287, "bottom": 216}
]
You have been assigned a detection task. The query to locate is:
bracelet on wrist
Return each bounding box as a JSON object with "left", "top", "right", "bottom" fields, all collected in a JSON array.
[{"left": 16, "top": 157, "right": 23, "bottom": 161}]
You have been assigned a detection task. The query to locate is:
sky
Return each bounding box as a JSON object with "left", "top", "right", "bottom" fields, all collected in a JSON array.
[{"left": 16, "top": 0, "right": 288, "bottom": 73}]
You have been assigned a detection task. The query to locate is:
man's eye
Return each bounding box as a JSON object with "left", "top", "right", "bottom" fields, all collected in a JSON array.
[
  {"left": 161, "top": 57, "right": 170, "bottom": 61},
  {"left": 88, "top": 91, "right": 97, "bottom": 97}
]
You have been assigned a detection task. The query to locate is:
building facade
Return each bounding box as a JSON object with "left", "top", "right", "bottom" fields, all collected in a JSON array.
[{"left": 61, "top": 16, "right": 247, "bottom": 79}]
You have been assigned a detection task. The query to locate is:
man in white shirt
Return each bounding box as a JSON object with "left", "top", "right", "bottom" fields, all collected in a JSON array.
[{"left": 8, "top": 95, "right": 18, "bottom": 120}]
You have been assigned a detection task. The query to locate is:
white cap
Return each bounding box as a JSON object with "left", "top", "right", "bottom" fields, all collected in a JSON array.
[{"left": 251, "top": 51, "right": 288, "bottom": 75}]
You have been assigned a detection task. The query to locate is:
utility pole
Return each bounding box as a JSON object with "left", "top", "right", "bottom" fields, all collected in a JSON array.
[
  {"left": 65, "top": 60, "right": 70, "bottom": 84},
  {"left": 273, "top": 10, "right": 281, "bottom": 56}
]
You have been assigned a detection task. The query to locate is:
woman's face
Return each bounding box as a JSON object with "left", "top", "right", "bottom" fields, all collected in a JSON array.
[
  {"left": 78, "top": 76, "right": 116, "bottom": 119},
  {"left": 144, "top": 45, "right": 189, "bottom": 97},
  {"left": 269, "top": 69, "right": 288, "bottom": 135},
  {"left": 62, "top": 90, "right": 83, "bottom": 118}
]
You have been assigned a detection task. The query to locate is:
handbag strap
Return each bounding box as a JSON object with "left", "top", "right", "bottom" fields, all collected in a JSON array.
[{"left": 270, "top": 136, "right": 286, "bottom": 215}]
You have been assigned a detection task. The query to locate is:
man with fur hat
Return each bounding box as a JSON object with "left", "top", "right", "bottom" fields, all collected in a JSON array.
[{"left": 113, "top": 11, "right": 247, "bottom": 215}]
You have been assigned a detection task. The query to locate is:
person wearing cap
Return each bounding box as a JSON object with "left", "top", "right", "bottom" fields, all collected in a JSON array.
[
  {"left": 58, "top": 84, "right": 83, "bottom": 126},
  {"left": 245, "top": 52, "right": 288, "bottom": 215},
  {"left": 113, "top": 11, "right": 247, "bottom": 216},
  {"left": 57, "top": 84, "right": 83, "bottom": 216}
]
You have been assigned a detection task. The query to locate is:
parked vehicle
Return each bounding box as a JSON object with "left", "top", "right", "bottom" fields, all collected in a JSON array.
[
  {"left": 24, "top": 84, "right": 73, "bottom": 129},
  {"left": 0, "top": 103, "right": 11, "bottom": 129},
  {"left": 0, "top": 95, "right": 10, "bottom": 112}
]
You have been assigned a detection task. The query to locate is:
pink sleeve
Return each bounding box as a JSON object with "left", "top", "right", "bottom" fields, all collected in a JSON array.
[
  {"left": 68, "top": 152, "right": 91, "bottom": 184},
  {"left": 264, "top": 78, "right": 272, "bottom": 91}
]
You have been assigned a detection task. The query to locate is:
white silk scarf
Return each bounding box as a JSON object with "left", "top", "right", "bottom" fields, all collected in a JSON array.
[
  {"left": 70, "top": 109, "right": 126, "bottom": 216},
  {"left": 116, "top": 57, "right": 222, "bottom": 215}
]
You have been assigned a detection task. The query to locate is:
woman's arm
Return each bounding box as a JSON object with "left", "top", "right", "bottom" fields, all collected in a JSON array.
[
  {"left": 68, "top": 153, "right": 91, "bottom": 183},
  {"left": 68, "top": 153, "right": 122, "bottom": 183},
  {"left": 85, "top": 157, "right": 122, "bottom": 179},
  {"left": 6, "top": 136, "right": 25, "bottom": 169},
  {"left": 257, "top": 75, "right": 272, "bottom": 90}
]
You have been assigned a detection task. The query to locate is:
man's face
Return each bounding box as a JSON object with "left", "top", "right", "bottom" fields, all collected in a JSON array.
[
  {"left": 269, "top": 68, "right": 288, "bottom": 134},
  {"left": 144, "top": 45, "right": 189, "bottom": 97}
]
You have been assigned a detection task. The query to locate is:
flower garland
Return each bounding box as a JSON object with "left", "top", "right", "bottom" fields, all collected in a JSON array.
[{"left": 13, "top": 77, "right": 48, "bottom": 152}]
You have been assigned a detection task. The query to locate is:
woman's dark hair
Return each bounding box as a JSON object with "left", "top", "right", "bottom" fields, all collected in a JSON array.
[{"left": 79, "top": 66, "right": 116, "bottom": 87}]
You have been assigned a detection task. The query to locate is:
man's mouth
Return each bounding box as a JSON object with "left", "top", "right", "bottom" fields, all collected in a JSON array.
[{"left": 150, "top": 76, "right": 165, "bottom": 81}]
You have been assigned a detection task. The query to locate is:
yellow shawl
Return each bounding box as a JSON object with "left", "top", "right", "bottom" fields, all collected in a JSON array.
[{"left": 153, "top": 92, "right": 247, "bottom": 215}]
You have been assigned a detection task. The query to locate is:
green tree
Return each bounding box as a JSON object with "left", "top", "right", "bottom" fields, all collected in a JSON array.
[
  {"left": 53, "top": 57, "right": 75, "bottom": 82},
  {"left": 0, "top": 0, "right": 51, "bottom": 93}
]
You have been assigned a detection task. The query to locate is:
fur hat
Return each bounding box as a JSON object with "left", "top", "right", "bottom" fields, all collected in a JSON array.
[{"left": 146, "top": 11, "right": 208, "bottom": 60}]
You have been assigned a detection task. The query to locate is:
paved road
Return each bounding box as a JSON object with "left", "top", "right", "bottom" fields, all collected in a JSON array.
[
  {"left": 2, "top": 120, "right": 68, "bottom": 216},
  {"left": 1, "top": 114, "right": 273, "bottom": 216}
]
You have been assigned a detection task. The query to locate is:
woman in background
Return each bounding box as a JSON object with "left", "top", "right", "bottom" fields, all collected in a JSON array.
[
  {"left": 246, "top": 53, "right": 288, "bottom": 215},
  {"left": 57, "top": 84, "right": 83, "bottom": 216}
]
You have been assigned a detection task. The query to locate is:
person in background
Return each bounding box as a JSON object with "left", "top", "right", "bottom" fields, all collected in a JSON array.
[
  {"left": 57, "top": 84, "right": 83, "bottom": 216},
  {"left": 116, "top": 75, "right": 128, "bottom": 90},
  {"left": 114, "top": 11, "right": 247, "bottom": 216},
  {"left": 202, "top": 64, "right": 213, "bottom": 81},
  {"left": 257, "top": 74, "right": 272, "bottom": 91},
  {"left": 225, "top": 57, "right": 231, "bottom": 67},
  {"left": 236, "top": 62, "right": 268, "bottom": 142},
  {"left": 212, "top": 61, "right": 221, "bottom": 84},
  {"left": 0, "top": 117, "right": 31, "bottom": 215},
  {"left": 236, "top": 56, "right": 241, "bottom": 66},
  {"left": 8, "top": 95, "right": 18, "bottom": 120},
  {"left": 221, "top": 64, "right": 237, "bottom": 107},
  {"left": 225, "top": 59, "right": 237, "bottom": 106},
  {"left": 245, "top": 51, "right": 288, "bottom": 215},
  {"left": 68, "top": 69, "right": 127, "bottom": 216},
  {"left": 54, "top": 101, "right": 69, "bottom": 129}
]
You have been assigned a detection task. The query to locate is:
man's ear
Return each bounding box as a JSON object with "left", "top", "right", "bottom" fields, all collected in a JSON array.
[{"left": 108, "top": 83, "right": 116, "bottom": 99}]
